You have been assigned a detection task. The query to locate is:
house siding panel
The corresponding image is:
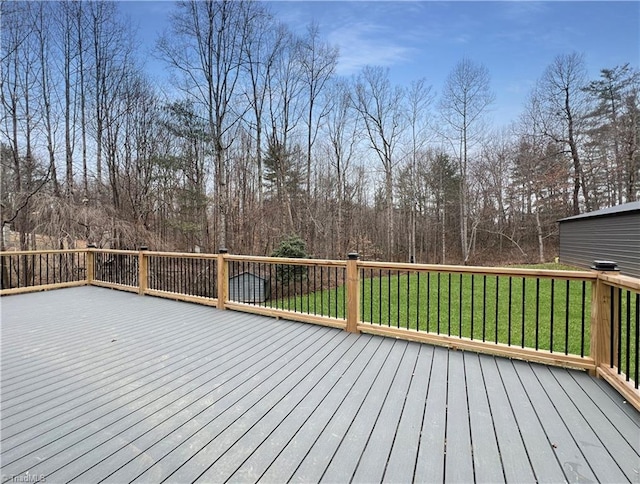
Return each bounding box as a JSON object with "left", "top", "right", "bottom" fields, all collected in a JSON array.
[{"left": 559, "top": 211, "right": 640, "bottom": 278}]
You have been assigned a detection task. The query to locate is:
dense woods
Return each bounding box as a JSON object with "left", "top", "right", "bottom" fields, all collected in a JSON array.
[{"left": 1, "top": 1, "right": 639, "bottom": 264}]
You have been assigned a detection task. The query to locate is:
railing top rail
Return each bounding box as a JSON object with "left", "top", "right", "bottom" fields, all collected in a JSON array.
[
  {"left": 145, "top": 251, "right": 218, "bottom": 260},
  {"left": 598, "top": 273, "right": 640, "bottom": 292},
  {"left": 358, "top": 260, "right": 598, "bottom": 280},
  {"left": 0, "top": 249, "right": 87, "bottom": 256},
  {"left": 225, "top": 254, "right": 347, "bottom": 267},
  {"left": 89, "top": 249, "right": 139, "bottom": 255}
]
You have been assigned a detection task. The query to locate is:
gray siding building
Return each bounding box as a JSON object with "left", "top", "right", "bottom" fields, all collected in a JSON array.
[
  {"left": 558, "top": 202, "right": 640, "bottom": 278},
  {"left": 228, "top": 271, "right": 270, "bottom": 303}
]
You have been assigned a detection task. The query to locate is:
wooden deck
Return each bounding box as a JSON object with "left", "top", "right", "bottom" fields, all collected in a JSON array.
[{"left": 1, "top": 287, "right": 638, "bottom": 483}]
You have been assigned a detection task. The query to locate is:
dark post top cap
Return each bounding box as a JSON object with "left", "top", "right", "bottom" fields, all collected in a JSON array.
[
  {"left": 591, "top": 260, "right": 619, "bottom": 271},
  {"left": 219, "top": 248, "right": 228, "bottom": 254},
  {"left": 347, "top": 252, "right": 359, "bottom": 260}
]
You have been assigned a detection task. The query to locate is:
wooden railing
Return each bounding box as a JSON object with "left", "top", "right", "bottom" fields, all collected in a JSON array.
[{"left": 1, "top": 248, "right": 637, "bottom": 410}]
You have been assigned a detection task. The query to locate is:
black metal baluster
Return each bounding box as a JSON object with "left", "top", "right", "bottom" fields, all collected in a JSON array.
[
  {"left": 565, "top": 280, "right": 570, "bottom": 355},
  {"left": 535, "top": 279, "right": 540, "bottom": 350},
  {"left": 379, "top": 270, "right": 383, "bottom": 325},
  {"left": 610, "top": 286, "right": 615, "bottom": 368},
  {"left": 387, "top": 270, "right": 391, "bottom": 327},
  {"left": 482, "top": 275, "right": 487, "bottom": 342},
  {"left": 39, "top": 254, "right": 42, "bottom": 285},
  {"left": 635, "top": 293, "right": 638, "bottom": 389},
  {"left": 550, "top": 279, "right": 555, "bottom": 353},
  {"left": 437, "top": 272, "right": 441, "bottom": 334},
  {"left": 427, "top": 272, "right": 431, "bottom": 332},
  {"left": 494, "top": 277, "right": 499, "bottom": 344},
  {"left": 581, "top": 281, "right": 586, "bottom": 357},
  {"left": 335, "top": 267, "right": 339, "bottom": 318},
  {"left": 397, "top": 270, "right": 401, "bottom": 328},
  {"left": 625, "top": 290, "right": 630, "bottom": 381},
  {"left": 458, "top": 274, "right": 463, "bottom": 338},
  {"left": 508, "top": 277, "right": 512, "bottom": 346},
  {"left": 416, "top": 272, "right": 421, "bottom": 331},
  {"left": 447, "top": 273, "right": 451, "bottom": 336},
  {"left": 406, "top": 271, "right": 410, "bottom": 330},
  {"left": 471, "top": 274, "right": 475, "bottom": 340},
  {"left": 521, "top": 278, "right": 526, "bottom": 348},
  {"left": 31, "top": 254, "right": 35, "bottom": 286},
  {"left": 320, "top": 266, "right": 323, "bottom": 315},
  {"left": 617, "top": 288, "right": 622, "bottom": 374}
]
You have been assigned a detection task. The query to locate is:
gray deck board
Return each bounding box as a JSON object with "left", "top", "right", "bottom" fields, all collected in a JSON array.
[
  {"left": 464, "top": 353, "right": 504, "bottom": 484},
  {"left": 495, "top": 357, "right": 567, "bottom": 483},
  {"left": 381, "top": 344, "right": 434, "bottom": 483},
  {"left": 1, "top": 287, "right": 638, "bottom": 484},
  {"left": 482, "top": 356, "right": 537, "bottom": 483},
  {"left": 445, "top": 349, "right": 474, "bottom": 483},
  {"left": 532, "top": 364, "right": 629, "bottom": 483}
]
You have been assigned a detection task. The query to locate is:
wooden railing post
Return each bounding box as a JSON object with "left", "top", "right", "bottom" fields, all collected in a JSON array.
[
  {"left": 590, "top": 260, "right": 619, "bottom": 376},
  {"left": 346, "top": 252, "right": 360, "bottom": 333},
  {"left": 138, "top": 246, "right": 148, "bottom": 295},
  {"left": 86, "top": 244, "right": 96, "bottom": 285},
  {"left": 217, "top": 248, "right": 228, "bottom": 309}
]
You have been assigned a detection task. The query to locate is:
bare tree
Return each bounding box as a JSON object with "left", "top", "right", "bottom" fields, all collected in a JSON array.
[
  {"left": 298, "top": 21, "right": 338, "bottom": 197},
  {"left": 353, "top": 66, "right": 405, "bottom": 259},
  {"left": 158, "top": 0, "right": 252, "bottom": 250},
  {"left": 439, "top": 57, "right": 494, "bottom": 264},
  {"left": 534, "top": 52, "right": 589, "bottom": 214}
]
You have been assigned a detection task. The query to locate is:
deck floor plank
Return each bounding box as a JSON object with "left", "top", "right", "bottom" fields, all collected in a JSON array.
[
  {"left": 413, "top": 346, "right": 449, "bottom": 483},
  {"left": 531, "top": 364, "right": 629, "bottom": 483},
  {"left": 350, "top": 341, "right": 420, "bottom": 483},
  {"left": 481, "top": 356, "right": 537, "bottom": 483},
  {"left": 381, "top": 344, "right": 434, "bottom": 483},
  {"left": 464, "top": 353, "right": 504, "bottom": 484},
  {"left": 256, "top": 337, "right": 387, "bottom": 483},
  {"left": 550, "top": 367, "right": 639, "bottom": 480},
  {"left": 1, "top": 287, "right": 637, "bottom": 484},
  {"left": 495, "top": 358, "right": 567, "bottom": 483},
  {"left": 515, "top": 361, "right": 599, "bottom": 483},
  {"left": 444, "top": 349, "right": 475, "bottom": 483}
]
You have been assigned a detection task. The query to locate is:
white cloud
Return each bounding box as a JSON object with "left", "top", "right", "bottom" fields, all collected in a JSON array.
[{"left": 327, "top": 22, "right": 415, "bottom": 75}]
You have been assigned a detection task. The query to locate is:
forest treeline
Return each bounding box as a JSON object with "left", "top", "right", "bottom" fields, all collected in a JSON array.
[{"left": 1, "top": 1, "right": 638, "bottom": 264}]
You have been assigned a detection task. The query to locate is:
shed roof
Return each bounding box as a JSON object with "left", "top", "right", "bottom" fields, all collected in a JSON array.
[
  {"left": 558, "top": 201, "right": 640, "bottom": 222},
  {"left": 229, "top": 270, "right": 267, "bottom": 281}
]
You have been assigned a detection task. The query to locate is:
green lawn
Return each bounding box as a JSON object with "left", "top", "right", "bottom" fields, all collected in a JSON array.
[{"left": 267, "top": 268, "right": 637, "bottom": 379}]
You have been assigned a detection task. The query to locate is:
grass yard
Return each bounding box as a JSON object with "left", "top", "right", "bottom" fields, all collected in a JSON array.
[{"left": 268, "top": 265, "right": 637, "bottom": 380}]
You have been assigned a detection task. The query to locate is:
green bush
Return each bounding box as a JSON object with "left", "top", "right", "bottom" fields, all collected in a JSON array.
[{"left": 271, "top": 235, "right": 308, "bottom": 284}]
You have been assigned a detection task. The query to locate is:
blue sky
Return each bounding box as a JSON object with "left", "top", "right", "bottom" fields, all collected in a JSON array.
[{"left": 121, "top": 1, "right": 639, "bottom": 126}]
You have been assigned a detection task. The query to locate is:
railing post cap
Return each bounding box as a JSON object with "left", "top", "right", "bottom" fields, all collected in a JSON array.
[
  {"left": 591, "top": 260, "right": 619, "bottom": 271},
  {"left": 87, "top": 243, "right": 96, "bottom": 248},
  {"left": 219, "top": 248, "right": 228, "bottom": 254},
  {"left": 139, "top": 246, "right": 148, "bottom": 251},
  {"left": 347, "top": 252, "right": 359, "bottom": 260}
]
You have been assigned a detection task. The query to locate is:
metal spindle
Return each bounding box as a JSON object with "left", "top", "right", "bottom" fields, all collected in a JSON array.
[
  {"left": 471, "top": 274, "right": 475, "bottom": 340},
  {"left": 610, "top": 286, "right": 615, "bottom": 368},
  {"left": 625, "top": 290, "right": 630, "bottom": 381},
  {"left": 550, "top": 279, "right": 555, "bottom": 353},
  {"left": 508, "top": 277, "right": 512, "bottom": 346},
  {"left": 482, "top": 276, "right": 487, "bottom": 342},
  {"left": 521, "top": 278, "right": 526, "bottom": 348},
  {"left": 458, "top": 274, "right": 462, "bottom": 338},
  {"left": 581, "top": 281, "right": 586, "bottom": 357},
  {"left": 565, "top": 280, "right": 570, "bottom": 354},
  {"left": 416, "top": 272, "right": 421, "bottom": 331},
  {"left": 535, "top": 279, "right": 540, "bottom": 350},
  {"left": 494, "top": 276, "right": 499, "bottom": 344},
  {"left": 387, "top": 270, "right": 391, "bottom": 327},
  {"left": 617, "top": 288, "right": 622, "bottom": 374},
  {"left": 437, "top": 272, "right": 441, "bottom": 334},
  {"left": 447, "top": 273, "right": 451, "bottom": 336},
  {"left": 406, "top": 271, "right": 410, "bottom": 330}
]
